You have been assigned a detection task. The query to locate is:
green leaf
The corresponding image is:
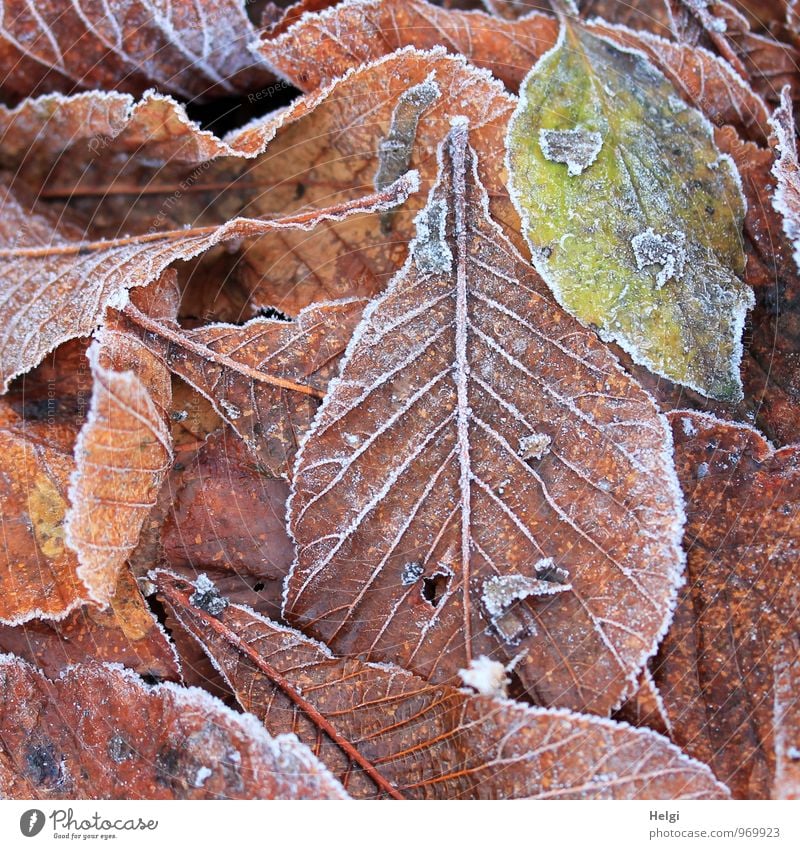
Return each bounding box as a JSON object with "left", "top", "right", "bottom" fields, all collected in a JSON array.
[{"left": 506, "top": 16, "right": 754, "bottom": 401}]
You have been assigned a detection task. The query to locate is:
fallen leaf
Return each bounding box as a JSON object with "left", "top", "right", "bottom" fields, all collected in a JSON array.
[
  {"left": 256, "top": 0, "right": 559, "bottom": 92},
  {"left": 654, "top": 411, "right": 800, "bottom": 799},
  {"left": 158, "top": 571, "right": 729, "bottom": 800},
  {"left": 285, "top": 122, "right": 685, "bottom": 714},
  {"left": 126, "top": 297, "right": 368, "bottom": 477},
  {"left": 0, "top": 171, "right": 416, "bottom": 390},
  {"left": 0, "top": 566, "right": 180, "bottom": 682},
  {"left": 773, "top": 635, "right": 800, "bottom": 799},
  {"left": 0, "top": 0, "right": 271, "bottom": 103},
  {"left": 507, "top": 13, "right": 754, "bottom": 400},
  {"left": 0, "top": 655, "right": 348, "bottom": 799},
  {"left": 672, "top": 0, "right": 800, "bottom": 107},
  {"left": 0, "top": 425, "right": 87, "bottom": 623},
  {"left": 64, "top": 279, "right": 178, "bottom": 607},
  {"left": 588, "top": 20, "right": 771, "bottom": 144},
  {"left": 769, "top": 86, "right": 800, "bottom": 273}
]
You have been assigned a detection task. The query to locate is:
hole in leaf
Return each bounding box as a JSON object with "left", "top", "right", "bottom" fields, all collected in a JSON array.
[
  {"left": 421, "top": 573, "right": 450, "bottom": 608},
  {"left": 257, "top": 306, "right": 292, "bottom": 322}
]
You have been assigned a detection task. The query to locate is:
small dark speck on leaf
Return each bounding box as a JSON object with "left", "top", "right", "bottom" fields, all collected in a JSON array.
[
  {"left": 107, "top": 734, "right": 135, "bottom": 764},
  {"left": 190, "top": 573, "right": 229, "bottom": 617},
  {"left": 26, "top": 743, "right": 62, "bottom": 786}
]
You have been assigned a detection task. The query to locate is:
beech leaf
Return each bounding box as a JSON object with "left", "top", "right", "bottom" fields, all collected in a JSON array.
[
  {"left": 507, "top": 13, "right": 755, "bottom": 400},
  {"left": 126, "top": 297, "right": 368, "bottom": 478},
  {"left": 284, "top": 121, "right": 685, "bottom": 714},
  {"left": 158, "top": 571, "right": 729, "bottom": 800},
  {"left": 0, "top": 655, "right": 347, "bottom": 799},
  {"left": 0, "top": 173, "right": 416, "bottom": 391}
]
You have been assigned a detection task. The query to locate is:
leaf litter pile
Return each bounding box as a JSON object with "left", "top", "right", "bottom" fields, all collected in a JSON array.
[{"left": 0, "top": 0, "right": 798, "bottom": 801}]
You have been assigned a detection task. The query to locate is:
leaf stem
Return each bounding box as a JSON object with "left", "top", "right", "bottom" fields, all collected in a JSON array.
[{"left": 123, "top": 304, "right": 325, "bottom": 399}]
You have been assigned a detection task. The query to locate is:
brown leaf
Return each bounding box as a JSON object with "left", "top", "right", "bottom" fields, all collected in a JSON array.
[
  {"left": 672, "top": 0, "right": 800, "bottom": 106},
  {"left": 0, "top": 0, "right": 271, "bottom": 103},
  {"left": 256, "top": 0, "right": 559, "bottom": 92},
  {"left": 162, "top": 428, "right": 295, "bottom": 620},
  {"left": 773, "top": 635, "right": 800, "bottom": 799},
  {"left": 64, "top": 280, "right": 178, "bottom": 606},
  {"left": 0, "top": 567, "right": 180, "bottom": 682},
  {"left": 285, "top": 122, "right": 685, "bottom": 714},
  {"left": 0, "top": 171, "right": 416, "bottom": 390},
  {"left": 127, "top": 297, "right": 368, "bottom": 477},
  {"left": 157, "top": 571, "right": 729, "bottom": 800},
  {"left": 579, "top": 0, "right": 673, "bottom": 37},
  {"left": 183, "top": 47, "right": 519, "bottom": 317},
  {"left": 0, "top": 425, "right": 87, "bottom": 623},
  {"left": 654, "top": 411, "right": 800, "bottom": 799},
  {"left": 769, "top": 86, "right": 800, "bottom": 274},
  {"left": 0, "top": 655, "right": 348, "bottom": 799},
  {"left": 0, "top": 92, "right": 249, "bottom": 182}
]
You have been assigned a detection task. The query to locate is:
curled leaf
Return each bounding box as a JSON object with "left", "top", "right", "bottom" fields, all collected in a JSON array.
[
  {"left": 507, "top": 16, "right": 754, "bottom": 400},
  {"left": 769, "top": 86, "right": 800, "bottom": 274},
  {"left": 64, "top": 280, "right": 178, "bottom": 606},
  {"left": 0, "top": 172, "right": 416, "bottom": 391}
]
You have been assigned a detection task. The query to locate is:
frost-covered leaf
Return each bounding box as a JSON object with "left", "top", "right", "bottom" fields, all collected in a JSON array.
[
  {"left": 0, "top": 91, "right": 259, "bottom": 181},
  {"left": 0, "top": 0, "right": 271, "bottom": 103},
  {"left": 0, "top": 173, "right": 416, "bottom": 391},
  {"left": 0, "top": 425, "right": 87, "bottom": 623},
  {"left": 158, "top": 571, "right": 728, "bottom": 800},
  {"left": 0, "top": 655, "right": 348, "bottom": 799},
  {"left": 126, "top": 298, "right": 367, "bottom": 478},
  {"left": 770, "top": 86, "right": 800, "bottom": 274},
  {"left": 671, "top": 0, "right": 800, "bottom": 108},
  {"left": 64, "top": 279, "right": 178, "bottom": 607},
  {"left": 773, "top": 636, "right": 800, "bottom": 800},
  {"left": 507, "top": 14, "right": 754, "bottom": 400},
  {"left": 654, "top": 411, "right": 800, "bottom": 799},
  {"left": 285, "top": 122, "right": 685, "bottom": 714},
  {"left": 588, "top": 20, "right": 772, "bottom": 145},
  {"left": 258, "top": 1, "right": 769, "bottom": 142},
  {"left": 256, "top": 0, "right": 559, "bottom": 92},
  {"left": 0, "top": 567, "right": 180, "bottom": 682}
]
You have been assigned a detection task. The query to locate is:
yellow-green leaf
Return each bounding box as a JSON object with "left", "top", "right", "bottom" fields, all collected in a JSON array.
[{"left": 506, "top": 15, "right": 754, "bottom": 401}]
